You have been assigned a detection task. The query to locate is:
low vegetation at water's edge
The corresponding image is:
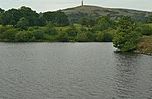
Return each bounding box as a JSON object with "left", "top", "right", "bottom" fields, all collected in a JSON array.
[{"left": 136, "top": 36, "right": 152, "bottom": 55}]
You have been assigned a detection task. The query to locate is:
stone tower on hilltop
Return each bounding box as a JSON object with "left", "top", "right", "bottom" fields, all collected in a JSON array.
[{"left": 81, "top": 0, "right": 84, "bottom": 6}]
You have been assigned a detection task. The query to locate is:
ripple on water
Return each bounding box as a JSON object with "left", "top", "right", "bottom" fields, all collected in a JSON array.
[{"left": 0, "top": 43, "right": 151, "bottom": 99}]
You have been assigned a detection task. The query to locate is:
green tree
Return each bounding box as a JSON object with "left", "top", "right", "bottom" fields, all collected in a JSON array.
[
  {"left": 37, "top": 14, "right": 46, "bottom": 26},
  {"left": 0, "top": 8, "right": 4, "bottom": 13},
  {"left": 19, "top": 6, "right": 39, "bottom": 26},
  {"left": 0, "top": 6, "right": 39, "bottom": 27},
  {"left": 0, "top": 9, "right": 21, "bottom": 25},
  {"left": 16, "top": 17, "right": 29, "bottom": 29},
  {"left": 43, "top": 11, "right": 69, "bottom": 26},
  {"left": 113, "top": 16, "right": 141, "bottom": 52},
  {"left": 0, "top": 8, "right": 4, "bottom": 24},
  {"left": 95, "top": 16, "right": 114, "bottom": 31},
  {"left": 147, "top": 14, "right": 152, "bottom": 23}
]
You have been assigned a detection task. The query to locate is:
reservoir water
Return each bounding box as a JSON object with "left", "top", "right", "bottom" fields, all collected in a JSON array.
[{"left": 0, "top": 43, "right": 152, "bottom": 99}]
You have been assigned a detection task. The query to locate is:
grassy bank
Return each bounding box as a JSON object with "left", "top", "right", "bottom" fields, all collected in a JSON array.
[{"left": 136, "top": 36, "right": 152, "bottom": 55}]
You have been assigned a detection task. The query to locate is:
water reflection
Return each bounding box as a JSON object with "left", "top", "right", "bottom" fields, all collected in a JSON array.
[{"left": 113, "top": 53, "right": 140, "bottom": 99}]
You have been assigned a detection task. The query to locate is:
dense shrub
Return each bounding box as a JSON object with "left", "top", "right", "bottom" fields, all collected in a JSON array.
[
  {"left": 43, "top": 24, "right": 58, "bottom": 35},
  {"left": 31, "top": 29, "right": 45, "bottom": 40},
  {"left": 2, "top": 28, "right": 18, "bottom": 41},
  {"left": 66, "top": 25, "right": 78, "bottom": 37},
  {"left": 96, "top": 30, "right": 114, "bottom": 42},
  {"left": 15, "top": 31, "right": 35, "bottom": 42},
  {"left": 0, "top": 26, "right": 18, "bottom": 41},
  {"left": 55, "top": 32, "right": 69, "bottom": 42},
  {"left": 76, "top": 31, "right": 95, "bottom": 42},
  {"left": 136, "top": 25, "right": 152, "bottom": 36}
]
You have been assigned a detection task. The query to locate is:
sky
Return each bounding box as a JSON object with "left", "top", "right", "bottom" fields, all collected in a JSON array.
[{"left": 0, "top": 0, "right": 152, "bottom": 12}]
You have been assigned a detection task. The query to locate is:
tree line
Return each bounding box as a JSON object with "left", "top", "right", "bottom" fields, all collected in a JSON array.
[
  {"left": 0, "top": 6, "right": 69, "bottom": 27},
  {"left": 0, "top": 6, "right": 152, "bottom": 52}
]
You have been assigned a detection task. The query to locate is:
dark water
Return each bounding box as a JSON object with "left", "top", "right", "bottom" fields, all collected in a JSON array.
[{"left": 0, "top": 43, "right": 152, "bottom": 99}]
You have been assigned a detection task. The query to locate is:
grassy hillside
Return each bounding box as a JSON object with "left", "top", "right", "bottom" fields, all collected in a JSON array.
[{"left": 63, "top": 5, "right": 152, "bottom": 23}]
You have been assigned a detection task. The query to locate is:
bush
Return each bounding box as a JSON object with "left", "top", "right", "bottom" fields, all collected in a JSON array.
[
  {"left": 31, "top": 29, "right": 45, "bottom": 40},
  {"left": 44, "top": 24, "right": 58, "bottom": 35},
  {"left": 94, "top": 16, "right": 114, "bottom": 31},
  {"left": 76, "top": 31, "right": 95, "bottom": 42},
  {"left": 96, "top": 30, "right": 113, "bottom": 42},
  {"left": 2, "top": 29, "right": 18, "bottom": 41},
  {"left": 55, "top": 32, "right": 69, "bottom": 42},
  {"left": 136, "top": 25, "right": 152, "bottom": 36},
  {"left": 15, "top": 31, "right": 35, "bottom": 42},
  {"left": 0, "top": 26, "right": 18, "bottom": 41},
  {"left": 66, "top": 25, "right": 78, "bottom": 37}
]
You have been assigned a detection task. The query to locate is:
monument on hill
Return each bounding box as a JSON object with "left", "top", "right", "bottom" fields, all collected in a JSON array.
[{"left": 81, "top": 0, "right": 84, "bottom": 6}]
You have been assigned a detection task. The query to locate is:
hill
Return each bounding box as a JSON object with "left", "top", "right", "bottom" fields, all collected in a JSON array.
[{"left": 62, "top": 5, "right": 152, "bottom": 23}]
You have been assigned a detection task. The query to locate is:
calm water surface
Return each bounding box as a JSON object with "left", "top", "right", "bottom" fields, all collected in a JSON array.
[{"left": 0, "top": 43, "right": 152, "bottom": 99}]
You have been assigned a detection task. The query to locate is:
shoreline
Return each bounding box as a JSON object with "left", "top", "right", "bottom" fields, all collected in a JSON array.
[{"left": 0, "top": 41, "right": 151, "bottom": 55}]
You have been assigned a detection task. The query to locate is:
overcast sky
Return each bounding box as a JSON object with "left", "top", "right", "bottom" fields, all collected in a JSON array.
[{"left": 0, "top": 0, "right": 152, "bottom": 12}]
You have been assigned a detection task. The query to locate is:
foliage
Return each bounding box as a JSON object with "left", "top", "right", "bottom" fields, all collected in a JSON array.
[
  {"left": 96, "top": 30, "right": 113, "bottom": 42},
  {"left": 0, "top": 8, "right": 4, "bottom": 13},
  {"left": 76, "top": 30, "right": 95, "bottom": 42},
  {"left": 30, "top": 29, "right": 44, "bottom": 40},
  {"left": 66, "top": 25, "right": 78, "bottom": 36},
  {"left": 113, "top": 16, "right": 141, "bottom": 52},
  {"left": 136, "top": 25, "right": 152, "bottom": 36},
  {"left": 0, "top": 26, "right": 17, "bottom": 41},
  {"left": 43, "top": 11, "right": 69, "bottom": 26},
  {"left": 44, "top": 23, "right": 58, "bottom": 35},
  {"left": 16, "top": 17, "right": 29, "bottom": 30},
  {"left": 15, "top": 31, "right": 35, "bottom": 42},
  {"left": 1, "top": 28, "right": 18, "bottom": 41},
  {"left": 0, "top": 6, "right": 69, "bottom": 27},
  {"left": 19, "top": 6, "right": 39, "bottom": 26},
  {"left": 0, "top": 5, "right": 151, "bottom": 54},
  {"left": 79, "top": 18, "right": 95, "bottom": 27},
  {"left": 94, "top": 16, "right": 114, "bottom": 31},
  {"left": 56, "top": 32, "right": 69, "bottom": 42},
  {"left": 0, "top": 9, "right": 21, "bottom": 25},
  {"left": 147, "top": 14, "right": 152, "bottom": 23}
]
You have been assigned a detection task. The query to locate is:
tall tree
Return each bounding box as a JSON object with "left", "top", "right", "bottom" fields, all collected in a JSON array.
[
  {"left": 0, "top": 9, "right": 21, "bottom": 25},
  {"left": 0, "top": 8, "right": 4, "bottom": 14},
  {"left": 43, "top": 11, "right": 69, "bottom": 26},
  {"left": 19, "top": 6, "right": 39, "bottom": 26},
  {"left": 0, "top": 8, "right": 5, "bottom": 24},
  {"left": 16, "top": 17, "right": 29, "bottom": 30}
]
